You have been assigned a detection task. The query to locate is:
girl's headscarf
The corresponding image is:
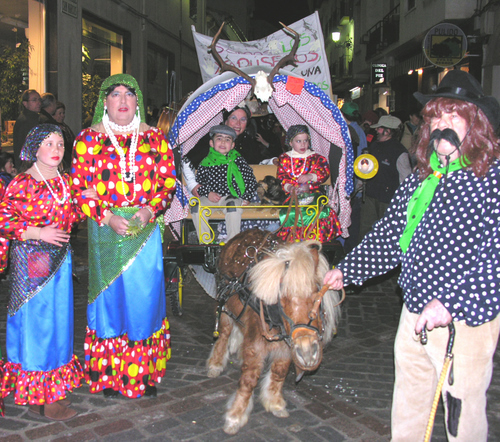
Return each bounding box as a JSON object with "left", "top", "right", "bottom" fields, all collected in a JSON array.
[
  {"left": 285, "top": 124, "right": 310, "bottom": 149},
  {"left": 92, "top": 73, "right": 146, "bottom": 126},
  {"left": 20, "top": 124, "right": 63, "bottom": 162}
]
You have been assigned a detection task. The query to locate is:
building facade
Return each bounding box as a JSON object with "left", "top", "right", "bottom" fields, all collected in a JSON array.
[
  {"left": 317, "top": 0, "right": 500, "bottom": 119},
  {"left": 0, "top": 0, "right": 252, "bottom": 134}
]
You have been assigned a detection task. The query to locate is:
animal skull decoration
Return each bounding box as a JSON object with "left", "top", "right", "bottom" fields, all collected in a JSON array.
[{"left": 209, "top": 22, "right": 300, "bottom": 103}]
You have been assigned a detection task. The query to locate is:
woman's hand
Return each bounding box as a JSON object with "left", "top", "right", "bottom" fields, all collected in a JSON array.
[
  {"left": 40, "top": 226, "right": 71, "bottom": 247},
  {"left": 323, "top": 268, "right": 344, "bottom": 291},
  {"left": 242, "top": 200, "right": 250, "bottom": 206},
  {"left": 208, "top": 192, "right": 221, "bottom": 203},
  {"left": 108, "top": 215, "right": 129, "bottom": 236},
  {"left": 82, "top": 188, "right": 99, "bottom": 200},
  {"left": 131, "top": 208, "right": 153, "bottom": 227},
  {"left": 256, "top": 133, "right": 269, "bottom": 148},
  {"left": 297, "top": 173, "right": 313, "bottom": 184}
]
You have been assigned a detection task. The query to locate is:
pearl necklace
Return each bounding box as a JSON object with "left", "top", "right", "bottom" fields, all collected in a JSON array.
[
  {"left": 102, "top": 112, "right": 140, "bottom": 203},
  {"left": 105, "top": 113, "right": 140, "bottom": 133},
  {"left": 290, "top": 156, "right": 308, "bottom": 178},
  {"left": 34, "top": 162, "right": 69, "bottom": 204}
]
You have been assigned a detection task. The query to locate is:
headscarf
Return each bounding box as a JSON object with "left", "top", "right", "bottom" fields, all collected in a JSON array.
[
  {"left": 92, "top": 73, "right": 146, "bottom": 126},
  {"left": 285, "top": 125, "right": 310, "bottom": 149},
  {"left": 20, "top": 124, "right": 63, "bottom": 162}
]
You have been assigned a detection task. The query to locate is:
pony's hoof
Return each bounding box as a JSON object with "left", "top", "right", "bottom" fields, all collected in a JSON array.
[
  {"left": 223, "top": 416, "right": 243, "bottom": 435},
  {"left": 272, "top": 408, "right": 289, "bottom": 418},
  {"left": 207, "top": 366, "right": 224, "bottom": 378}
]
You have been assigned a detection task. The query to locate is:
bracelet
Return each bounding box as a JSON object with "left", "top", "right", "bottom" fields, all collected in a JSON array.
[{"left": 144, "top": 206, "right": 155, "bottom": 220}]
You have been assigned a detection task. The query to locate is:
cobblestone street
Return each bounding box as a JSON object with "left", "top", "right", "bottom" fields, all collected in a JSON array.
[{"left": 0, "top": 221, "right": 499, "bottom": 441}]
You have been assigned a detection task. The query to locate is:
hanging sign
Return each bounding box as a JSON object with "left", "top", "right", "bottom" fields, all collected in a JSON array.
[{"left": 423, "top": 23, "right": 467, "bottom": 67}]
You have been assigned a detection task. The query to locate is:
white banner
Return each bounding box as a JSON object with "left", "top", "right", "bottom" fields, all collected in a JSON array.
[{"left": 192, "top": 11, "right": 331, "bottom": 96}]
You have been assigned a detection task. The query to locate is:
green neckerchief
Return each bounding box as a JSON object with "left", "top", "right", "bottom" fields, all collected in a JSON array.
[
  {"left": 399, "top": 151, "right": 468, "bottom": 253},
  {"left": 199, "top": 147, "right": 246, "bottom": 197}
]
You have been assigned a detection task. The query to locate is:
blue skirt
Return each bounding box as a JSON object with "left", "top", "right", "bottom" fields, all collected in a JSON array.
[{"left": 87, "top": 226, "right": 166, "bottom": 341}]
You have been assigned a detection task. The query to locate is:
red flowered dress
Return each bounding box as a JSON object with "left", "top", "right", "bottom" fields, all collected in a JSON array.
[
  {"left": 277, "top": 150, "right": 341, "bottom": 242},
  {"left": 70, "top": 126, "right": 176, "bottom": 398},
  {"left": 0, "top": 173, "right": 84, "bottom": 406}
]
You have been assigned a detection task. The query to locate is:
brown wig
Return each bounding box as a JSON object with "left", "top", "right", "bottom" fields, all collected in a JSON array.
[{"left": 415, "top": 98, "right": 500, "bottom": 180}]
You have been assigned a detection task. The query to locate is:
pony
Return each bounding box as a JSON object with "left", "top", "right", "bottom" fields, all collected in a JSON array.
[{"left": 207, "top": 229, "right": 341, "bottom": 434}]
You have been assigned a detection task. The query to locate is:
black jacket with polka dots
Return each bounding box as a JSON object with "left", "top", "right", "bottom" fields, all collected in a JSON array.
[
  {"left": 195, "top": 156, "right": 257, "bottom": 202},
  {"left": 338, "top": 162, "right": 500, "bottom": 326}
]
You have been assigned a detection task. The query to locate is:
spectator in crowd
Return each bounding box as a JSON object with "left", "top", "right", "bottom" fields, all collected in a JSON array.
[
  {"left": 13, "top": 89, "right": 42, "bottom": 169},
  {"left": 53, "top": 101, "right": 76, "bottom": 170},
  {"left": 359, "top": 115, "right": 411, "bottom": 241},
  {"left": 361, "top": 110, "right": 379, "bottom": 145},
  {"left": 0, "top": 153, "right": 17, "bottom": 187},
  {"left": 340, "top": 102, "right": 368, "bottom": 254},
  {"left": 324, "top": 68, "right": 500, "bottom": 442},
  {"left": 400, "top": 108, "right": 422, "bottom": 168},
  {"left": 39, "top": 93, "right": 59, "bottom": 125}
]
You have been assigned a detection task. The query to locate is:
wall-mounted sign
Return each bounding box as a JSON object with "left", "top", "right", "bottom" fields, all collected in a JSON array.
[
  {"left": 371, "top": 63, "right": 387, "bottom": 85},
  {"left": 423, "top": 23, "right": 467, "bottom": 67}
]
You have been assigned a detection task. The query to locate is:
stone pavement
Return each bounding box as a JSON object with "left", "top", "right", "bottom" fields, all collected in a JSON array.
[{"left": 0, "top": 221, "right": 499, "bottom": 441}]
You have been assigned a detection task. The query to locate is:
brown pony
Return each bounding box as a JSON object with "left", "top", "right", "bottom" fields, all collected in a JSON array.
[{"left": 207, "top": 229, "right": 341, "bottom": 434}]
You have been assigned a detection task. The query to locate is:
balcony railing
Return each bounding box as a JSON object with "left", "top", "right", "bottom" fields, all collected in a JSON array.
[{"left": 363, "top": 4, "right": 400, "bottom": 59}]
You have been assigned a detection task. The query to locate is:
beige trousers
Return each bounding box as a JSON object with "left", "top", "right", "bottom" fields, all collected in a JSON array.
[
  {"left": 391, "top": 306, "right": 500, "bottom": 442},
  {"left": 191, "top": 195, "right": 242, "bottom": 244}
]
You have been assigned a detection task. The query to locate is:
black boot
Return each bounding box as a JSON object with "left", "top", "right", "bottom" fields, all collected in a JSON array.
[{"left": 144, "top": 385, "right": 157, "bottom": 397}]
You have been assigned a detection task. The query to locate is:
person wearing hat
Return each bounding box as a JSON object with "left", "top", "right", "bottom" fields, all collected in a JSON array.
[
  {"left": 183, "top": 105, "right": 271, "bottom": 198},
  {"left": 71, "top": 74, "right": 176, "bottom": 399},
  {"left": 340, "top": 102, "right": 368, "bottom": 254},
  {"left": 323, "top": 69, "right": 500, "bottom": 440},
  {"left": 191, "top": 124, "right": 257, "bottom": 243},
  {"left": 358, "top": 114, "right": 411, "bottom": 241},
  {"left": 361, "top": 109, "right": 379, "bottom": 144}
]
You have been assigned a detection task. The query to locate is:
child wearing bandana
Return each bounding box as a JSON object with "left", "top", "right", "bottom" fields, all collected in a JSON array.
[{"left": 193, "top": 125, "right": 257, "bottom": 243}]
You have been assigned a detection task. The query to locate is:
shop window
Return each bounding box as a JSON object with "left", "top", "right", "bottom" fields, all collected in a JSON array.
[
  {"left": 81, "top": 15, "right": 130, "bottom": 124},
  {"left": 146, "top": 43, "right": 175, "bottom": 113}
]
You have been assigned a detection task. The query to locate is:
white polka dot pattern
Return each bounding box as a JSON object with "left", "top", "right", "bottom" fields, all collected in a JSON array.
[{"left": 338, "top": 164, "right": 500, "bottom": 326}]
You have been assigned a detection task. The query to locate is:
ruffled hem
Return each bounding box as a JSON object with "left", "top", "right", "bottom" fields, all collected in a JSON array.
[
  {"left": 0, "top": 355, "right": 84, "bottom": 405},
  {"left": 278, "top": 216, "right": 342, "bottom": 242},
  {"left": 84, "top": 317, "right": 171, "bottom": 398}
]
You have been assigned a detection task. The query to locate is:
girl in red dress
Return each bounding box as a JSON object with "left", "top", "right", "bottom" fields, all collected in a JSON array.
[{"left": 277, "top": 125, "right": 341, "bottom": 242}]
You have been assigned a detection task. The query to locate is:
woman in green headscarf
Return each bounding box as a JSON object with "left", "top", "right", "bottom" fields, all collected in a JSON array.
[{"left": 70, "top": 74, "right": 176, "bottom": 399}]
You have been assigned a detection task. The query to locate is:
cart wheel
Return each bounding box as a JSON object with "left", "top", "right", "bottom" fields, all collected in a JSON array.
[{"left": 168, "top": 267, "right": 183, "bottom": 316}]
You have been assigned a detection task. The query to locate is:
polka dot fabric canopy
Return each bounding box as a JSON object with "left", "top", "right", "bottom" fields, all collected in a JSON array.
[{"left": 168, "top": 74, "right": 354, "bottom": 234}]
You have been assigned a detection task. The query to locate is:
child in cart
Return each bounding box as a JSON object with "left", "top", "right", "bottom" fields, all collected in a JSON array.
[
  {"left": 192, "top": 125, "right": 257, "bottom": 243},
  {"left": 277, "top": 124, "right": 341, "bottom": 242}
]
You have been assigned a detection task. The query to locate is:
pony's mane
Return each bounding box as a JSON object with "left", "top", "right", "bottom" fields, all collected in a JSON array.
[{"left": 248, "top": 240, "right": 340, "bottom": 343}]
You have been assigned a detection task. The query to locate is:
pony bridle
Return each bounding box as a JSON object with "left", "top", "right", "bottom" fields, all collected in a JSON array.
[{"left": 258, "top": 265, "right": 329, "bottom": 345}]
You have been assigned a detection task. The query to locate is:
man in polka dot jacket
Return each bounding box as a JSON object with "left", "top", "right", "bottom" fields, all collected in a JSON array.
[
  {"left": 324, "top": 70, "right": 500, "bottom": 441},
  {"left": 192, "top": 125, "right": 257, "bottom": 243}
]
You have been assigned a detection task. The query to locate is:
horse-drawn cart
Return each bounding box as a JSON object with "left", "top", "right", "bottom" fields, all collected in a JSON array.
[{"left": 162, "top": 25, "right": 354, "bottom": 315}]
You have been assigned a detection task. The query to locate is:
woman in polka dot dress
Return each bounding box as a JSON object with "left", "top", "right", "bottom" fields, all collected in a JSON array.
[
  {"left": 70, "top": 74, "right": 176, "bottom": 399},
  {"left": 0, "top": 125, "right": 87, "bottom": 421},
  {"left": 324, "top": 70, "right": 500, "bottom": 441},
  {"left": 277, "top": 125, "right": 341, "bottom": 242}
]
